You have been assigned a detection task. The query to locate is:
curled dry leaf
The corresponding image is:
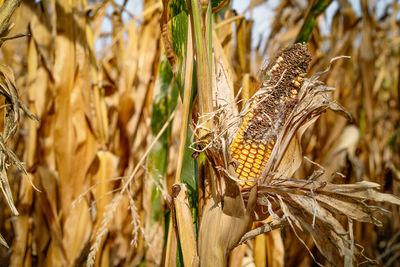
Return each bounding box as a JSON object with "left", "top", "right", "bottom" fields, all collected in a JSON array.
[{"left": 0, "top": 64, "right": 38, "bottom": 232}]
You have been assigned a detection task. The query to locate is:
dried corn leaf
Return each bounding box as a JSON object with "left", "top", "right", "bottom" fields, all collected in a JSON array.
[
  {"left": 257, "top": 178, "right": 400, "bottom": 264},
  {"left": 0, "top": 233, "right": 7, "bottom": 248},
  {"left": 265, "top": 226, "right": 284, "bottom": 267},
  {"left": 62, "top": 200, "right": 92, "bottom": 264},
  {"left": 253, "top": 232, "right": 266, "bottom": 267},
  {"left": 172, "top": 183, "right": 198, "bottom": 266}
]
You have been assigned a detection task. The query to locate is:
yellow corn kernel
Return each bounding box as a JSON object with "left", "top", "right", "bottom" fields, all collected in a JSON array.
[
  {"left": 243, "top": 167, "right": 251, "bottom": 173},
  {"left": 230, "top": 114, "right": 278, "bottom": 187},
  {"left": 244, "top": 162, "right": 252, "bottom": 169}
]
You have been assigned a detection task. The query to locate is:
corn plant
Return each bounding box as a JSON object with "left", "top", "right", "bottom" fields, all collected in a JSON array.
[{"left": 0, "top": 0, "right": 399, "bottom": 266}]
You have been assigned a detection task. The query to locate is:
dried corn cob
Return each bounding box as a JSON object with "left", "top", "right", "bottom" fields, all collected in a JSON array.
[{"left": 230, "top": 43, "right": 312, "bottom": 187}]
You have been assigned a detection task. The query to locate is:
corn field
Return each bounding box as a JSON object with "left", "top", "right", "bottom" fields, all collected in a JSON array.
[{"left": 0, "top": 0, "right": 399, "bottom": 266}]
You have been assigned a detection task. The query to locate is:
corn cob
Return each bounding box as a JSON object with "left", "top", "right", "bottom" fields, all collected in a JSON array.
[{"left": 230, "top": 43, "right": 312, "bottom": 187}]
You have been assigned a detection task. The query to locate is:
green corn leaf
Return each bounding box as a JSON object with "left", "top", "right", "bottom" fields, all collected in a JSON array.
[
  {"left": 148, "top": 59, "right": 179, "bottom": 226},
  {"left": 296, "top": 0, "right": 333, "bottom": 43},
  {"left": 202, "top": 0, "right": 230, "bottom": 13}
]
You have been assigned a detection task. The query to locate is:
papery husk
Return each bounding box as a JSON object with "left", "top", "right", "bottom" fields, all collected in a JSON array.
[{"left": 198, "top": 182, "right": 258, "bottom": 267}]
